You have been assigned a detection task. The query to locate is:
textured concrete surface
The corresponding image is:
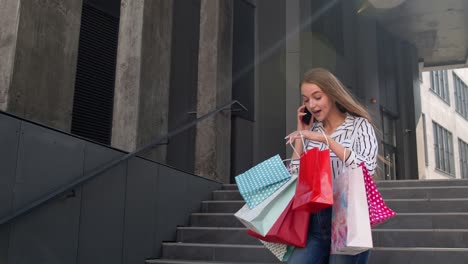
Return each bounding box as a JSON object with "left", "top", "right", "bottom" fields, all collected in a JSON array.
[
  {"left": 4, "top": 0, "right": 82, "bottom": 131},
  {"left": 112, "top": 0, "right": 173, "bottom": 163},
  {"left": 0, "top": 0, "right": 21, "bottom": 112},
  {"left": 195, "top": 0, "right": 233, "bottom": 183}
]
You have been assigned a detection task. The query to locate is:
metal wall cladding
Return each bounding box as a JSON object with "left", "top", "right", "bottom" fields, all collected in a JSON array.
[
  {"left": 0, "top": 114, "right": 21, "bottom": 263},
  {"left": 0, "top": 112, "right": 222, "bottom": 264}
]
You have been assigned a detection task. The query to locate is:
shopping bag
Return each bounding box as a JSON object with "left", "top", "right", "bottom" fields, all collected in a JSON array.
[
  {"left": 235, "top": 155, "right": 291, "bottom": 208},
  {"left": 247, "top": 198, "right": 310, "bottom": 247},
  {"left": 292, "top": 147, "right": 333, "bottom": 213},
  {"left": 234, "top": 175, "right": 297, "bottom": 236},
  {"left": 331, "top": 165, "right": 373, "bottom": 255},
  {"left": 259, "top": 240, "right": 295, "bottom": 262},
  {"left": 360, "top": 163, "right": 397, "bottom": 226}
]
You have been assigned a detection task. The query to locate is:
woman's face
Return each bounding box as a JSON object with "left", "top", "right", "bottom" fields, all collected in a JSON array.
[{"left": 301, "top": 82, "right": 335, "bottom": 122}]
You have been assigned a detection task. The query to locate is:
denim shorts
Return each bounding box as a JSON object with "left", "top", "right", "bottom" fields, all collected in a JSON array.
[{"left": 287, "top": 207, "right": 370, "bottom": 264}]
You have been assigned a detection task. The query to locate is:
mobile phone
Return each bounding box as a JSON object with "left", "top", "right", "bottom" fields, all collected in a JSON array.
[{"left": 302, "top": 107, "right": 312, "bottom": 125}]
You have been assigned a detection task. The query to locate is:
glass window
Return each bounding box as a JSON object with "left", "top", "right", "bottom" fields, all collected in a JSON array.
[
  {"left": 430, "top": 70, "right": 450, "bottom": 104},
  {"left": 454, "top": 73, "right": 468, "bottom": 119},
  {"left": 433, "top": 122, "right": 455, "bottom": 175}
]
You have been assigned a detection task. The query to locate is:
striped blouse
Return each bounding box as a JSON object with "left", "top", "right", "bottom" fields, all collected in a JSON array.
[{"left": 291, "top": 113, "right": 378, "bottom": 177}]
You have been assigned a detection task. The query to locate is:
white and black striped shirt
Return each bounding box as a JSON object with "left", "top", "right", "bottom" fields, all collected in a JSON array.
[{"left": 291, "top": 113, "right": 378, "bottom": 177}]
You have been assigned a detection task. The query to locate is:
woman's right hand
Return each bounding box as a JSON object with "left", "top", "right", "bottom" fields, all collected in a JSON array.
[{"left": 296, "top": 105, "right": 313, "bottom": 131}]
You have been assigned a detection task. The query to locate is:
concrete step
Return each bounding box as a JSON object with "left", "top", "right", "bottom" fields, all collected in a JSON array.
[
  {"left": 385, "top": 198, "right": 468, "bottom": 213},
  {"left": 192, "top": 212, "right": 468, "bottom": 229},
  {"left": 375, "top": 213, "right": 468, "bottom": 229},
  {"left": 152, "top": 246, "right": 468, "bottom": 264},
  {"left": 222, "top": 184, "right": 238, "bottom": 190},
  {"left": 147, "top": 260, "right": 276, "bottom": 264},
  {"left": 161, "top": 243, "right": 280, "bottom": 263},
  {"left": 369, "top": 247, "right": 468, "bottom": 264},
  {"left": 378, "top": 186, "right": 468, "bottom": 199},
  {"left": 376, "top": 179, "right": 468, "bottom": 188},
  {"left": 178, "top": 227, "right": 468, "bottom": 248},
  {"left": 212, "top": 190, "right": 242, "bottom": 201},
  {"left": 223, "top": 179, "right": 468, "bottom": 190},
  {"left": 201, "top": 199, "right": 468, "bottom": 213},
  {"left": 373, "top": 229, "right": 468, "bottom": 248},
  {"left": 176, "top": 227, "right": 260, "bottom": 245},
  {"left": 190, "top": 213, "right": 244, "bottom": 228},
  {"left": 201, "top": 201, "right": 244, "bottom": 213},
  {"left": 213, "top": 186, "right": 468, "bottom": 201}
]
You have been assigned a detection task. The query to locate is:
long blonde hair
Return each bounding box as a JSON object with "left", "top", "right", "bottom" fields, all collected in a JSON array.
[{"left": 301, "top": 68, "right": 373, "bottom": 124}]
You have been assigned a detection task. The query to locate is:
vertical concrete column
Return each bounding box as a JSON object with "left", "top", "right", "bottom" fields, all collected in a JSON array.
[
  {"left": 0, "top": 0, "right": 20, "bottom": 112},
  {"left": 112, "top": 0, "right": 173, "bottom": 162},
  {"left": 195, "top": 0, "right": 233, "bottom": 182},
  {"left": 285, "top": 0, "right": 302, "bottom": 158},
  {"left": 1, "top": 0, "right": 82, "bottom": 131}
]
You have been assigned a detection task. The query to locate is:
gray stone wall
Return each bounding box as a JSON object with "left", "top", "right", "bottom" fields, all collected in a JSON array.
[
  {"left": 112, "top": 0, "right": 173, "bottom": 163},
  {"left": 195, "top": 0, "right": 233, "bottom": 183},
  {"left": 2, "top": 0, "right": 82, "bottom": 132},
  {"left": 0, "top": 0, "right": 21, "bottom": 112}
]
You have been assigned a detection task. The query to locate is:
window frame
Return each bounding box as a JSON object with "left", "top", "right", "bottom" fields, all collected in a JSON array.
[
  {"left": 432, "top": 122, "right": 455, "bottom": 176},
  {"left": 454, "top": 73, "right": 468, "bottom": 120},
  {"left": 430, "top": 70, "right": 450, "bottom": 104}
]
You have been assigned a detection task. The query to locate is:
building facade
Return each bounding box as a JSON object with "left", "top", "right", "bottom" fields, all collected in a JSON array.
[
  {"left": 417, "top": 68, "right": 468, "bottom": 179},
  {"left": 0, "top": 0, "right": 427, "bottom": 182}
]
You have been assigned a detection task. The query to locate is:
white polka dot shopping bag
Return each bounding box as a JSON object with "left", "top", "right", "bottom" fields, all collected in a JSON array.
[{"left": 235, "top": 155, "right": 291, "bottom": 209}]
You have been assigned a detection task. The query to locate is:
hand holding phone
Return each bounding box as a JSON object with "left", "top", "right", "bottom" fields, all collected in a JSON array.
[{"left": 301, "top": 107, "right": 312, "bottom": 125}]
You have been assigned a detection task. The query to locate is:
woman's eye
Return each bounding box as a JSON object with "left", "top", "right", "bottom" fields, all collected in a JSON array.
[{"left": 315, "top": 97, "right": 321, "bottom": 100}]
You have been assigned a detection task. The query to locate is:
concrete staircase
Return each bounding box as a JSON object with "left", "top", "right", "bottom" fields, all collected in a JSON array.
[{"left": 147, "top": 179, "right": 468, "bottom": 264}]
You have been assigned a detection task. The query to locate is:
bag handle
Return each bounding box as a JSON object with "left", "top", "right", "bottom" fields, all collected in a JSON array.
[{"left": 284, "top": 128, "right": 329, "bottom": 163}]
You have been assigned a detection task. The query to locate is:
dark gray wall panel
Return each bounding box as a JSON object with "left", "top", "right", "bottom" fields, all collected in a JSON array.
[
  {"left": 154, "top": 166, "right": 191, "bottom": 253},
  {"left": 167, "top": 0, "right": 200, "bottom": 173},
  {"left": 186, "top": 176, "right": 221, "bottom": 213},
  {"left": 122, "top": 158, "right": 158, "bottom": 263},
  {"left": 231, "top": 117, "right": 254, "bottom": 182},
  {"left": 0, "top": 114, "right": 20, "bottom": 217},
  {"left": 0, "top": 224, "right": 11, "bottom": 264},
  {"left": 254, "top": 0, "right": 286, "bottom": 163},
  {"left": 8, "top": 190, "right": 81, "bottom": 264},
  {"left": 0, "top": 113, "right": 222, "bottom": 264},
  {"left": 77, "top": 143, "right": 126, "bottom": 264},
  {"left": 14, "top": 122, "right": 85, "bottom": 210},
  {"left": 0, "top": 114, "right": 20, "bottom": 264}
]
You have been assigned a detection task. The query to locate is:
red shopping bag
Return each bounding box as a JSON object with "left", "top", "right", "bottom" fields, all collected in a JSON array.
[
  {"left": 292, "top": 148, "right": 333, "bottom": 213},
  {"left": 360, "top": 163, "right": 397, "bottom": 226},
  {"left": 247, "top": 199, "right": 310, "bottom": 248}
]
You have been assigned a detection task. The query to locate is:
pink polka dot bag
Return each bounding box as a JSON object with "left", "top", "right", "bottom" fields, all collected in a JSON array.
[{"left": 359, "top": 163, "right": 397, "bottom": 227}]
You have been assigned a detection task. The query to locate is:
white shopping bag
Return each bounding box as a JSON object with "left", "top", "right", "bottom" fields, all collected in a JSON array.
[
  {"left": 331, "top": 165, "right": 373, "bottom": 255},
  {"left": 234, "top": 174, "right": 298, "bottom": 236}
]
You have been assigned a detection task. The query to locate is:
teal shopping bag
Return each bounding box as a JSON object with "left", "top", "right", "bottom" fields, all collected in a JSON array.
[
  {"left": 235, "top": 155, "right": 291, "bottom": 208},
  {"left": 234, "top": 175, "right": 298, "bottom": 236}
]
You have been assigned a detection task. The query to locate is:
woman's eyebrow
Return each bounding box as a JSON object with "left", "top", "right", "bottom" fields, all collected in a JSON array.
[
  {"left": 312, "top": 91, "right": 322, "bottom": 95},
  {"left": 305, "top": 91, "right": 321, "bottom": 96}
]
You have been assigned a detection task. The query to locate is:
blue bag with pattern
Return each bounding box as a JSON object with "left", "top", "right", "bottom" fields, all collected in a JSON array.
[{"left": 235, "top": 155, "right": 291, "bottom": 208}]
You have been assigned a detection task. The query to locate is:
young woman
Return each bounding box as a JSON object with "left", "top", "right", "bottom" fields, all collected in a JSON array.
[{"left": 285, "top": 68, "right": 378, "bottom": 264}]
